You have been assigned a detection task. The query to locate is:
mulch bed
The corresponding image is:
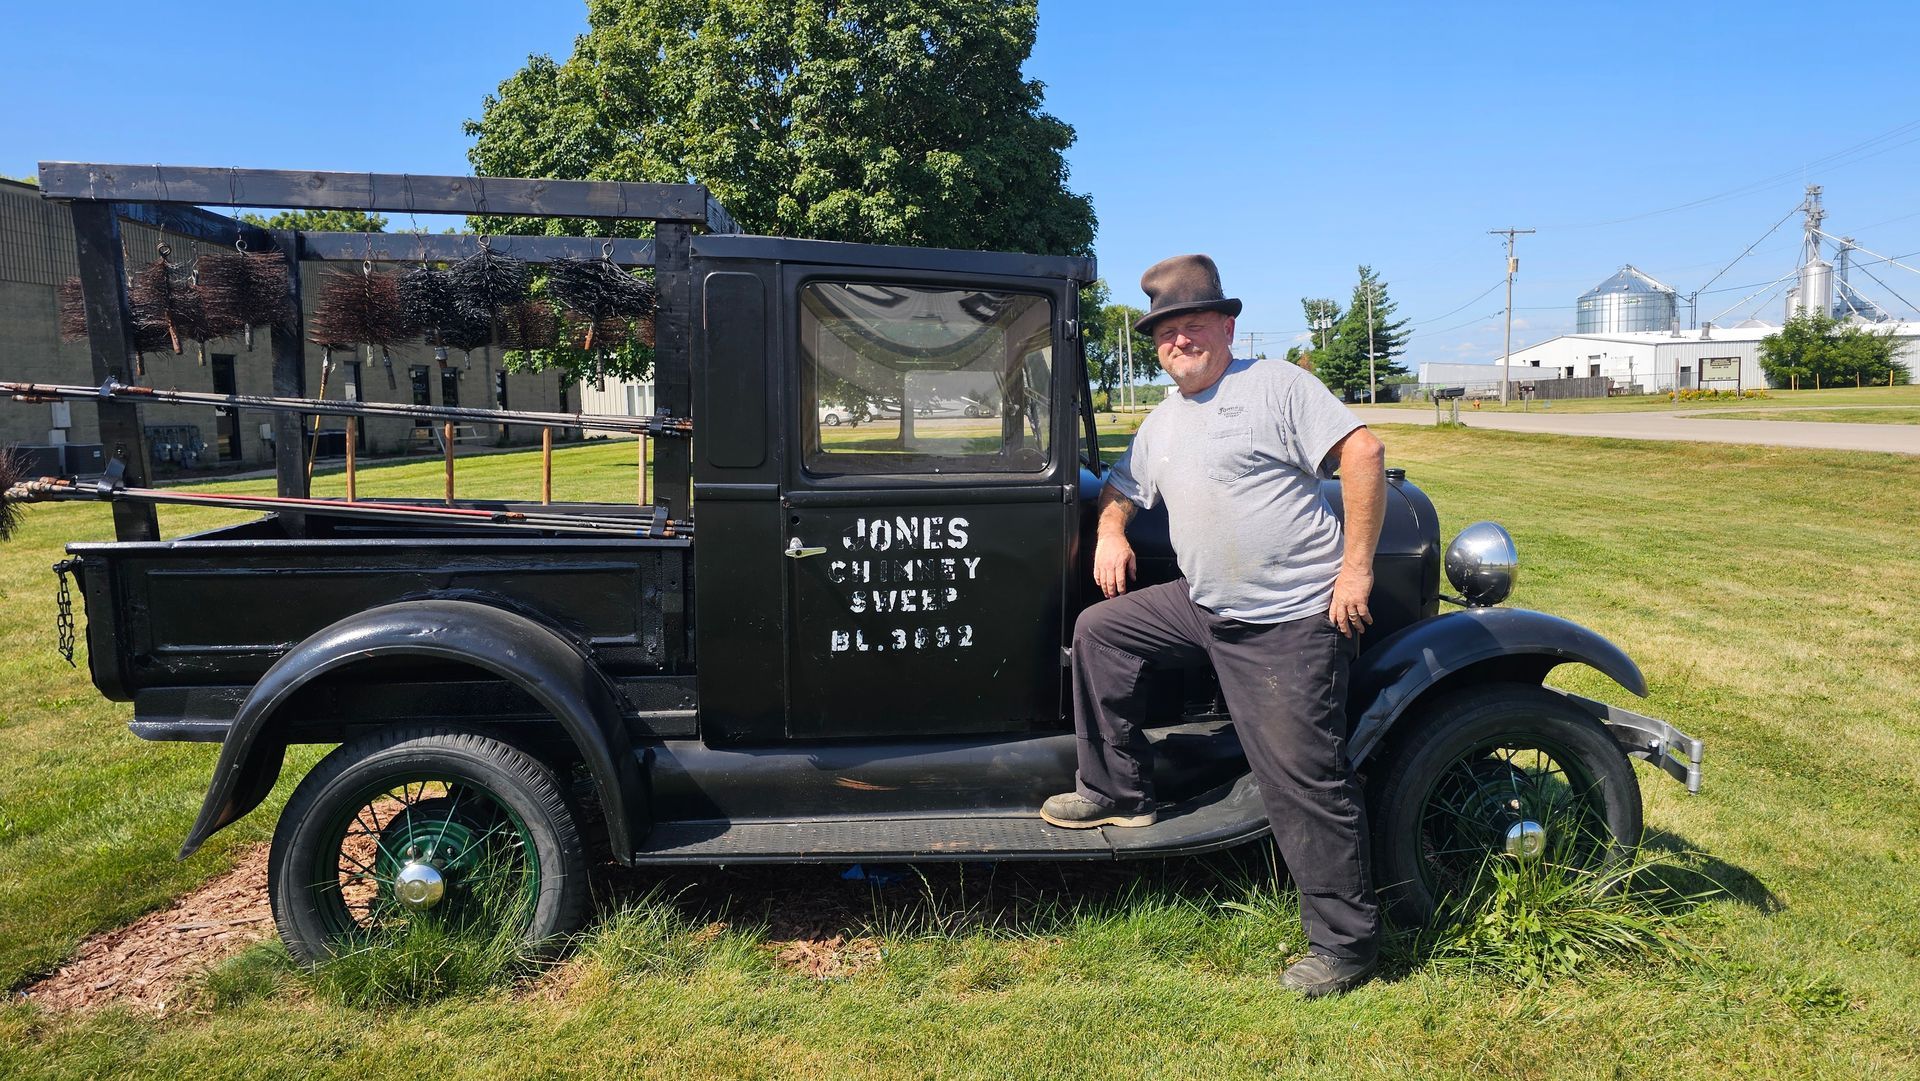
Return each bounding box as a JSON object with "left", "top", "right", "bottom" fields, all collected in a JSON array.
[{"left": 18, "top": 846, "right": 275, "bottom": 1013}]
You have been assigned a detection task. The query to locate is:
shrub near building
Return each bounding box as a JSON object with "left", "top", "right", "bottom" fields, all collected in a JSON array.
[{"left": 1759, "top": 310, "right": 1911, "bottom": 388}]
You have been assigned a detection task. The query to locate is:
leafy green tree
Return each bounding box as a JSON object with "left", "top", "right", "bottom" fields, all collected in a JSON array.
[
  {"left": 1308, "top": 334, "right": 1367, "bottom": 402},
  {"left": 1081, "top": 279, "right": 1115, "bottom": 396},
  {"left": 465, "top": 0, "right": 1094, "bottom": 252},
  {"left": 1759, "top": 310, "right": 1908, "bottom": 388},
  {"left": 1301, "top": 297, "right": 1341, "bottom": 350},
  {"left": 237, "top": 209, "right": 387, "bottom": 232},
  {"left": 1080, "top": 292, "right": 1156, "bottom": 407},
  {"left": 465, "top": 0, "right": 1094, "bottom": 387}
]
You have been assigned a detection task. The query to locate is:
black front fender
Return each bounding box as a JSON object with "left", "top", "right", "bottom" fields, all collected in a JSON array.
[
  {"left": 1347, "top": 607, "right": 1647, "bottom": 762},
  {"left": 179, "top": 598, "right": 644, "bottom": 861}
]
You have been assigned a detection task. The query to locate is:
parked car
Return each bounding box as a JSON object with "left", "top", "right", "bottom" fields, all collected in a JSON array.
[{"left": 818, "top": 404, "right": 860, "bottom": 427}]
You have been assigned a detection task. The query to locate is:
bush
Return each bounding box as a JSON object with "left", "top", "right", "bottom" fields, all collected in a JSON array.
[
  {"left": 1419, "top": 844, "right": 1724, "bottom": 982},
  {"left": 1673, "top": 388, "right": 1770, "bottom": 402}
]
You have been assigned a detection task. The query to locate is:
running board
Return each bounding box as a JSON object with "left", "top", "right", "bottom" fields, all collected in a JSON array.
[{"left": 628, "top": 774, "right": 1269, "bottom": 864}]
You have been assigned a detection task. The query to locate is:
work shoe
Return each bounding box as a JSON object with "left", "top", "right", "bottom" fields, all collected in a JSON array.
[
  {"left": 1039, "top": 792, "right": 1156, "bottom": 829},
  {"left": 1280, "top": 953, "right": 1378, "bottom": 999}
]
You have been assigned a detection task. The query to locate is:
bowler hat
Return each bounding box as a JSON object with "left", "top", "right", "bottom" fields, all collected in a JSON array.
[{"left": 1135, "top": 254, "right": 1242, "bottom": 333}]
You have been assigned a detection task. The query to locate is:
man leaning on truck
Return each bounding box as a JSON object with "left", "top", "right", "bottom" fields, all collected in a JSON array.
[{"left": 1040, "top": 253, "right": 1388, "bottom": 998}]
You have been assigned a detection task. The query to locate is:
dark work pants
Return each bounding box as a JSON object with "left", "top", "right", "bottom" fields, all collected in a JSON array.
[{"left": 1070, "top": 579, "right": 1381, "bottom": 961}]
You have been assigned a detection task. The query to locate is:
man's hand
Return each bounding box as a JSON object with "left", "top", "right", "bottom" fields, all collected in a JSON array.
[
  {"left": 1095, "top": 534, "right": 1136, "bottom": 598},
  {"left": 1328, "top": 568, "right": 1373, "bottom": 637},
  {"left": 1092, "top": 481, "right": 1140, "bottom": 599},
  {"left": 1324, "top": 427, "right": 1386, "bottom": 638}
]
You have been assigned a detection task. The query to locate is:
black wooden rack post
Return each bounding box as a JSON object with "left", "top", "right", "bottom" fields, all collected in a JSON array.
[{"left": 36, "top": 162, "right": 740, "bottom": 538}]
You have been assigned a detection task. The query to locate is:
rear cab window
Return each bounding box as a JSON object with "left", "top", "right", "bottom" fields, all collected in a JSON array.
[{"left": 799, "top": 282, "right": 1053, "bottom": 476}]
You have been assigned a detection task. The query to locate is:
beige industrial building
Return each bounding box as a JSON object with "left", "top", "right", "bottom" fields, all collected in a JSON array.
[{"left": 1, "top": 177, "right": 572, "bottom": 471}]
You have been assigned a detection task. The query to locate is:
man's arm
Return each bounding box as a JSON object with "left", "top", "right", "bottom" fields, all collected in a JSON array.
[
  {"left": 1093, "top": 482, "right": 1139, "bottom": 598},
  {"left": 1325, "top": 426, "right": 1386, "bottom": 636}
]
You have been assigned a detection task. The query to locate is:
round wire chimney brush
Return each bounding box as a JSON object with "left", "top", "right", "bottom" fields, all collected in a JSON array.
[
  {"left": 127, "top": 246, "right": 204, "bottom": 358},
  {"left": 309, "top": 264, "right": 408, "bottom": 389},
  {"left": 546, "top": 257, "right": 659, "bottom": 352},
  {"left": 403, "top": 265, "right": 496, "bottom": 370},
  {"left": 0, "top": 448, "right": 29, "bottom": 541},
  {"left": 195, "top": 249, "right": 293, "bottom": 351},
  {"left": 59, "top": 276, "right": 172, "bottom": 377},
  {"left": 449, "top": 240, "right": 529, "bottom": 339},
  {"left": 499, "top": 297, "right": 559, "bottom": 352}
]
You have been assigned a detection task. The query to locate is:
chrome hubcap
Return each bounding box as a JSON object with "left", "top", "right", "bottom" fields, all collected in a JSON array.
[
  {"left": 394, "top": 860, "right": 447, "bottom": 910},
  {"left": 1505, "top": 819, "right": 1546, "bottom": 859}
]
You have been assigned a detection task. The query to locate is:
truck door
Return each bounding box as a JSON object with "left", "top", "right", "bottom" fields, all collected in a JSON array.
[{"left": 781, "top": 270, "right": 1076, "bottom": 739}]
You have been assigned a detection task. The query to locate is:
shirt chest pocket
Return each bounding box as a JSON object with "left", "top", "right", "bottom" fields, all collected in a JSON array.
[{"left": 1205, "top": 425, "right": 1258, "bottom": 483}]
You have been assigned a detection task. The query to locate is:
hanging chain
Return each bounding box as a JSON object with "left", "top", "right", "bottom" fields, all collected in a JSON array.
[{"left": 51, "top": 559, "right": 78, "bottom": 668}]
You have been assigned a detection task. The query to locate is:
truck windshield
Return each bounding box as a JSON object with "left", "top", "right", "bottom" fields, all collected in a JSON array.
[{"left": 800, "top": 282, "right": 1052, "bottom": 476}]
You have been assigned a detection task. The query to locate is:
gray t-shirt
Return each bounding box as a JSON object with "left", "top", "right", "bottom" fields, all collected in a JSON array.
[{"left": 1108, "top": 357, "right": 1364, "bottom": 623}]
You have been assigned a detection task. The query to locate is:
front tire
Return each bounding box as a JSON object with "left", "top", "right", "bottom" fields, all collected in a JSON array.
[
  {"left": 1368, "top": 683, "right": 1643, "bottom": 927},
  {"left": 268, "top": 727, "right": 590, "bottom": 965}
]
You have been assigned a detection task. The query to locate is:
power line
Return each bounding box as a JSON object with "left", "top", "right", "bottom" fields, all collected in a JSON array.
[
  {"left": 1541, "top": 119, "right": 1920, "bottom": 230},
  {"left": 1406, "top": 309, "right": 1505, "bottom": 341},
  {"left": 1846, "top": 260, "right": 1920, "bottom": 318},
  {"left": 1407, "top": 279, "right": 1505, "bottom": 327},
  {"left": 1812, "top": 228, "right": 1920, "bottom": 279},
  {"left": 1705, "top": 268, "right": 1800, "bottom": 325},
  {"left": 1694, "top": 202, "right": 1802, "bottom": 294}
]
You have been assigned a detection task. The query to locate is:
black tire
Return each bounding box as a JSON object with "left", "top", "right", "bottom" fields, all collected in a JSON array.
[
  {"left": 824, "top": 414, "right": 841, "bottom": 426},
  {"left": 1368, "top": 683, "right": 1643, "bottom": 927},
  {"left": 268, "top": 727, "right": 590, "bottom": 965}
]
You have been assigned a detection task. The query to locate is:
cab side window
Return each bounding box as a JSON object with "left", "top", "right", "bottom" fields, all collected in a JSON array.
[{"left": 800, "top": 282, "right": 1053, "bottom": 476}]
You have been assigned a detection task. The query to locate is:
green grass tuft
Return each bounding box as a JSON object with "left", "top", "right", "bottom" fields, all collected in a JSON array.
[
  {"left": 306, "top": 915, "right": 545, "bottom": 1010},
  {"left": 1421, "top": 844, "right": 1724, "bottom": 982}
]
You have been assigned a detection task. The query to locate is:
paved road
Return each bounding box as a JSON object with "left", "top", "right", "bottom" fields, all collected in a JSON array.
[{"left": 1350, "top": 406, "right": 1920, "bottom": 456}]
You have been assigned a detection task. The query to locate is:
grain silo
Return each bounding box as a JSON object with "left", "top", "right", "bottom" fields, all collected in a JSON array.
[{"left": 1575, "top": 266, "right": 1678, "bottom": 333}]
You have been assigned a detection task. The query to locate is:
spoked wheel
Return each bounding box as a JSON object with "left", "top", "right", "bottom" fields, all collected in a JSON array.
[
  {"left": 268, "top": 727, "right": 590, "bottom": 965},
  {"left": 1369, "top": 683, "right": 1643, "bottom": 926}
]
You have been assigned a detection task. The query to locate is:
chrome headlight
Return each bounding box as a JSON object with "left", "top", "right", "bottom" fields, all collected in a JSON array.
[{"left": 1444, "top": 522, "right": 1518, "bottom": 607}]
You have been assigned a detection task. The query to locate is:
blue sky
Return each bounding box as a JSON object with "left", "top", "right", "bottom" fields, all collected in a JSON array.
[{"left": 9, "top": 1, "right": 1920, "bottom": 366}]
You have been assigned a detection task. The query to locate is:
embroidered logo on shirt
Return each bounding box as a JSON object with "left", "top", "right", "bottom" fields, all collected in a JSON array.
[{"left": 1217, "top": 405, "right": 1245, "bottom": 418}]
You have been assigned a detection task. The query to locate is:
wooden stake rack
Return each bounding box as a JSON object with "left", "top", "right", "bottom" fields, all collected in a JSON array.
[{"left": 32, "top": 162, "right": 739, "bottom": 542}]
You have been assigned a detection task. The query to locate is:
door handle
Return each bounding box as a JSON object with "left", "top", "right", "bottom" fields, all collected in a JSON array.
[{"left": 785, "top": 538, "right": 827, "bottom": 559}]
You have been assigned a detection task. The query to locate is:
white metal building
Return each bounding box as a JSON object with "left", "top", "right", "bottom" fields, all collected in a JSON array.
[
  {"left": 1504, "top": 322, "right": 1920, "bottom": 393},
  {"left": 576, "top": 376, "right": 655, "bottom": 420}
]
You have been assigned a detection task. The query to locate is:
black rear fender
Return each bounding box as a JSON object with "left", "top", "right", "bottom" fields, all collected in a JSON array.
[
  {"left": 179, "top": 598, "right": 644, "bottom": 861},
  {"left": 1347, "top": 607, "right": 1647, "bottom": 763}
]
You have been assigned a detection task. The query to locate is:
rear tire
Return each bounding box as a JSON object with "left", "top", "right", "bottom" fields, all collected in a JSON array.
[
  {"left": 1368, "top": 683, "right": 1642, "bottom": 927},
  {"left": 268, "top": 727, "right": 590, "bottom": 965}
]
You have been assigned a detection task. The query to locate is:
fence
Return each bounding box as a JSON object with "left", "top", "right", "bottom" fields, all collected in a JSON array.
[{"left": 1401, "top": 375, "right": 1613, "bottom": 402}]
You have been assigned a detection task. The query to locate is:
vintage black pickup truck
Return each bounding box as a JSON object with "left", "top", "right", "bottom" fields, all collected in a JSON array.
[{"left": 30, "top": 166, "right": 1702, "bottom": 963}]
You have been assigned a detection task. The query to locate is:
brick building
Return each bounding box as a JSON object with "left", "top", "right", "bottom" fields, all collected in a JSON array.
[{"left": 0, "top": 178, "right": 571, "bottom": 470}]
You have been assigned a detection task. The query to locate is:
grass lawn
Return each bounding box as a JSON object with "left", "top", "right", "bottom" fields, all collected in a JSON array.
[
  {"left": 1377, "top": 383, "right": 1920, "bottom": 415},
  {"left": 5, "top": 424, "right": 1919, "bottom": 1078},
  {"left": 1691, "top": 407, "right": 1919, "bottom": 424}
]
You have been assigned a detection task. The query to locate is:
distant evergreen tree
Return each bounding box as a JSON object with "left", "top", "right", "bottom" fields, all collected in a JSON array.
[{"left": 1314, "top": 267, "right": 1409, "bottom": 401}]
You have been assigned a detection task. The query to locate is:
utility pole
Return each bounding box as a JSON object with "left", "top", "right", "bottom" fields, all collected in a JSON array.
[
  {"left": 1489, "top": 227, "right": 1535, "bottom": 406},
  {"left": 1364, "top": 279, "right": 1378, "bottom": 405}
]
